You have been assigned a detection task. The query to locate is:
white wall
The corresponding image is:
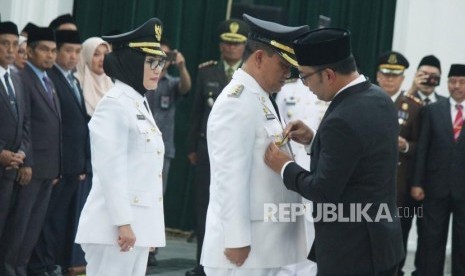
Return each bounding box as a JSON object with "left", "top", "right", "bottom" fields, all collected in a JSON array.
[
  {"left": 0, "top": 0, "right": 74, "bottom": 32},
  {"left": 393, "top": 0, "right": 465, "bottom": 96}
]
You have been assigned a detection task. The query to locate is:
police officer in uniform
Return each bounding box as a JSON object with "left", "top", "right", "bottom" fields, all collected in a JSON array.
[
  {"left": 376, "top": 51, "right": 423, "bottom": 275},
  {"left": 186, "top": 18, "right": 249, "bottom": 276}
]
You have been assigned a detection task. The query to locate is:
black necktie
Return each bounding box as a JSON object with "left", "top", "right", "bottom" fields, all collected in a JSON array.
[
  {"left": 4, "top": 72, "right": 18, "bottom": 119},
  {"left": 269, "top": 94, "right": 281, "bottom": 120},
  {"left": 424, "top": 97, "right": 431, "bottom": 105},
  {"left": 67, "top": 72, "right": 82, "bottom": 105}
]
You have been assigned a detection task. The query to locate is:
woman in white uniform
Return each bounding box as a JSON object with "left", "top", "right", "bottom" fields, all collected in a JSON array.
[{"left": 75, "top": 17, "right": 167, "bottom": 276}]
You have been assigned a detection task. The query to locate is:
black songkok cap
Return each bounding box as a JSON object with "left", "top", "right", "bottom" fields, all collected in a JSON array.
[
  {"left": 49, "top": 13, "right": 76, "bottom": 30},
  {"left": 377, "top": 51, "right": 409, "bottom": 75},
  {"left": 217, "top": 19, "right": 249, "bottom": 43},
  {"left": 27, "top": 27, "right": 56, "bottom": 45},
  {"left": 102, "top": 17, "right": 166, "bottom": 57},
  {"left": 293, "top": 28, "right": 351, "bottom": 66},
  {"left": 418, "top": 55, "right": 441, "bottom": 72},
  {"left": 0, "top": 21, "right": 19, "bottom": 36},
  {"left": 448, "top": 64, "right": 465, "bottom": 77},
  {"left": 21, "top": 22, "right": 38, "bottom": 35},
  {"left": 55, "top": 30, "right": 81, "bottom": 44}
]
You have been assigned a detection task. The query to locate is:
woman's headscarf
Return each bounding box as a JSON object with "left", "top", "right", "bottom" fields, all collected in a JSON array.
[{"left": 75, "top": 37, "right": 114, "bottom": 116}]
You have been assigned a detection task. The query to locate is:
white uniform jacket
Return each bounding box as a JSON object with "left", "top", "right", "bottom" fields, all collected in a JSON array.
[
  {"left": 75, "top": 80, "right": 166, "bottom": 248},
  {"left": 201, "top": 69, "right": 306, "bottom": 269}
]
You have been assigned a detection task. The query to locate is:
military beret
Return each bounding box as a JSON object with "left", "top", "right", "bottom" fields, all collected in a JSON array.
[
  {"left": 293, "top": 28, "right": 351, "bottom": 66},
  {"left": 102, "top": 17, "right": 166, "bottom": 57},
  {"left": 418, "top": 55, "right": 441, "bottom": 72},
  {"left": 49, "top": 14, "right": 76, "bottom": 30},
  {"left": 21, "top": 22, "right": 38, "bottom": 35},
  {"left": 377, "top": 51, "right": 409, "bottom": 75},
  {"left": 28, "top": 27, "right": 55, "bottom": 44},
  {"left": 217, "top": 19, "right": 249, "bottom": 43},
  {"left": 243, "top": 14, "right": 309, "bottom": 67},
  {"left": 448, "top": 64, "right": 465, "bottom": 77},
  {"left": 0, "top": 21, "right": 19, "bottom": 36},
  {"left": 55, "top": 30, "right": 81, "bottom": 44}
]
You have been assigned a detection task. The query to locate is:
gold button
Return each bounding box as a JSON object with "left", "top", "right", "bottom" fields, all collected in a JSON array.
[
  {"left": 151, "top": 128, "right": 156, "bottom": 132},
  {"left": 133, "top": 197, "right": 139, "bottom": 203}
]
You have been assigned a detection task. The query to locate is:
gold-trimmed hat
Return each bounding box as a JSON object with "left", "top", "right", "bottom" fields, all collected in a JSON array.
[
  {"left": 377, "top": 51, "right": 409, "bottom": 75},
  {"left": 218, "top": 19, "right": 249, "bottom": 43},
  {"left": 243, "top": 14, "right": 309, "bottom": 68},
  {"left": 102, "top": 17, "right": 166, "bottom": 57}
]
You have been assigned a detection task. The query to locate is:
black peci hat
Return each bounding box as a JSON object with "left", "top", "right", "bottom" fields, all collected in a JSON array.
[
  {"left": 418, "top": 55, "right": 441, "bottom": 72},
  {"left": 377, "top": 51, "right": 409, "bottom": 75},
  {"left": 0, "top": 21, "right": 19, "bottom": 36},
  {"left": 243, "top": 14, "right": 309, "bottom": 67},
  {"left": 21, "top": 22, "right": 38, "bottom": 35},
  {"left": 293, "top": 28, "right": 351, "bottom": 66},
  {"left": 55, "top": 30, "right": 81, "bottom": 44},
  {"left": 49, "top": 13, "right": 76, "bottom": 30},
  {"left": 102, "top": 17, "right": 166, "bottom": 57},
  {"left": 27, "top": 27, "right": 55, "bottom": 44},
  {"left": 217, "top": 19, "right": 249, "bottom": 43},
  {"left": 448, "top": 64, "right": 465, "bottom": 77}
]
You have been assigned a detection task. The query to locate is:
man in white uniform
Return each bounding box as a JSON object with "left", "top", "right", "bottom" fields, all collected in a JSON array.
[{"left": 201, "top": 14, "right": 309, "bottom": 276}]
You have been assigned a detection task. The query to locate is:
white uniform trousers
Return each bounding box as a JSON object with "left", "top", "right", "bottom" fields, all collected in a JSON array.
[
  {"left": 205, "top": 267, "right": 282, "bottom": 276},
  {"left": 81, "top": 244, "right": 149, "bottom": 276}
]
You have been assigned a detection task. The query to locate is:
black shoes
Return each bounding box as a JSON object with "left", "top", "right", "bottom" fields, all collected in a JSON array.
[
  {"left": 147, "top": 251, "right": 158, "bottom": 266},
  {"left": 185, "top": 265, "right": 206, "bottom": 276}
]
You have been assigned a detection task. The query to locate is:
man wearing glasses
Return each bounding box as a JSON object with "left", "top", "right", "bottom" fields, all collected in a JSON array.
[{"left": 265, "top": 28, "right": 404, "bottom": 275}]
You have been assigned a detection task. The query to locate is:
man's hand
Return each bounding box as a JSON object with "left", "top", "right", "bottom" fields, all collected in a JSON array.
[
  {"left": 0, "top": 150, "right": 24, "bottom": 168},
  {"left": 173, "top": 50, "right": 186, "bottom": 69},
  {"left": 411, "top": 187, "right": 425, "bottom": 201},
  {"left": 398, "top": 136, "right": 408, "bottom": 152},
  {"left": 224, "top": 246, "right": 250, "bottom": 267},
  {"left": 284, "top": 120, "right": 314, "bottom": 145},
  {"left": 17, "top": 166, "right": 32, "bottom": 185},
  {"left": 188, "top": 152, "right": 197, "bottom": 165},
  {"left": 264, "top": 142, "right": 293, "bottom": 174},
  {"left": 118, "top": 224, "right": 136, "bottom": 252},
  {"left": 52, "top": 178, "right": 60, "bottom": 186},
  {"left": 79, "top": 174, "right": 86, "bottom": 181}
]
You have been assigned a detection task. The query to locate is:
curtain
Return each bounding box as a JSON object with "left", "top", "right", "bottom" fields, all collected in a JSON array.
[{"left": 74, "top": 0, "right": 396, "bottom": 230}]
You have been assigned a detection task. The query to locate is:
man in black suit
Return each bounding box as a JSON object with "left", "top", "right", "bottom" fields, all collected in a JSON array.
[
  {"left": 0, "top": 21, "right": 31, "bottom": 241},
  {"left": 0, "top": 27, "right": 61, "bottom": 276},
  {"left": 411, "top": 64, "right": 465, "bottom": 276},
  {"left": 407, "top": 55, "right": 447, "bottom": 105},
  {"left": 264, "top": 28, "right": 404, "bottom": 275},
  {"left": 28, "top": 30, "right": 88, "bottom": 276},
  {"left": 186, "top": 19, "right": 249, "bottom": 276}
]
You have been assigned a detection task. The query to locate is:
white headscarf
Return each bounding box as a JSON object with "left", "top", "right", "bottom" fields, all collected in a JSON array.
[{"left": 75, "top": 37, "right": 114, "bottom": 116}]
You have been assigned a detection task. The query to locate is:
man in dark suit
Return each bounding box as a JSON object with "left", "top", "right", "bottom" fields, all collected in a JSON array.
[
  {"left": 411, "top": 64, "right": 465, "bottom": 276},
  {"left": 0, "top": 27, "right": 61, "bottom": 276},
  {"left": 376, "top": 51, "right": 423, "bottom": 275},
  {"left": 28, "top": 30, "right": 88, "bottom": 276},
  {"left": 186, "top": 18, "right": 249, "bottom": 276},
  {"left": 264, "top": 28, "right": 404, "bottom": 275},
  {"left": 407, "top": 55, "right": 447, "bottom": 105},
  {"left": 0, "top": 21, "right": 31, "bottom": 242}
]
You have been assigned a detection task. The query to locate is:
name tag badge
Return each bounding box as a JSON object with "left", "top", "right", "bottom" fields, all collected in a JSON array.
[
  {"left": 266, "top": 113, "right": 276, "bottom": 120},
  {"left": 137, "top": 114, "right": 146, "bottom": 120}
]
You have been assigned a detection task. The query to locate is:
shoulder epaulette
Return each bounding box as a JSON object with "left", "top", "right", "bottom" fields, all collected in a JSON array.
[
  {"left": 405, "top": 93, "right": 422, "bottom": 105},
  {"left": 198, "top": 60, "right": 217, "bottom": 69},
  {"left": 285, "top": 78, "right": 298, "bottom": 84},
  {"left": 227, "top": 84, "right": 244, "bottom": 98}
]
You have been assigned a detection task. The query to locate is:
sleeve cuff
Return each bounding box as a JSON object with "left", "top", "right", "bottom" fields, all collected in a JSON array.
[{"left": 281, "top": 161, "right": 294, "bottom": 179}]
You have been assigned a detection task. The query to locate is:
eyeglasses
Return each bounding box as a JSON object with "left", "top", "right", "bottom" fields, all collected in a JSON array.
[
  {"left": 299, "top": 68, "right": 325, "bottom": 84},
  {"left": 146, "top": 58, "right": 166, "bottom": 70}
]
